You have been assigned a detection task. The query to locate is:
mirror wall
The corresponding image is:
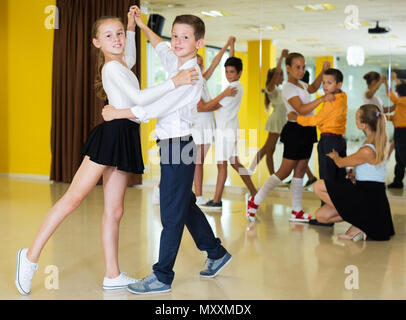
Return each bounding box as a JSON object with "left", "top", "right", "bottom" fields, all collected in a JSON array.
[
  {"left": 139, "top": 0, "right": 406, "bottom": 199},
  {"left": 258, "top": 0, "right": 406, "bottom": 198}
]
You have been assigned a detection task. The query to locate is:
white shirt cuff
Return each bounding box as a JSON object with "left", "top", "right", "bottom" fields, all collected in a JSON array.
[{"left": 130, "top": 107, "right": 148, "bottom": 123}]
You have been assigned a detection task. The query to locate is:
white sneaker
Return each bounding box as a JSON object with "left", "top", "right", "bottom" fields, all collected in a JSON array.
[
  {"left": 196, "top": 196, "right": 208, "bottom": 206},
  {"left": 103, "top": 272, "right": 139, "bottom": 291},
  {"left": 152, "top": 185, "right": 160, "bottom": 205},
  {"left": 15, "top": 248, "right": 38, "bottom": 295}
]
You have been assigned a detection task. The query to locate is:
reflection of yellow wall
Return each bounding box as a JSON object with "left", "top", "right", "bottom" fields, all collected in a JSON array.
[
  {"left": 0, "top": 0, "right": 9, "bottom": 172},
  {"left": 1, "top": 0, "right": 55, "bottom": 175}
]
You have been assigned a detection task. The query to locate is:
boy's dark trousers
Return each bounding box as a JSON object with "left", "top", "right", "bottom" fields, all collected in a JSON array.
[
  {"left": 153, "top": 136, "right": 227, "bottom": 285},
  {"left": 317, "top": 134, "right": 347, "bottom": 182},
  {"left": 393, "top": 128, "right": 406, "bottom": 185}
]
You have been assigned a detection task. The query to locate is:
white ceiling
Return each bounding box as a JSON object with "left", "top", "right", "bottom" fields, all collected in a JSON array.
[{"left": 140, "top": 0, "right": 406, "bottom": 58}]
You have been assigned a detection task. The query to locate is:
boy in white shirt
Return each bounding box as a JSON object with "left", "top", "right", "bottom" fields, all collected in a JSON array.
[
  {"left": 102, "top": 9, "right": 231, "bottom": 294},
  {"left": 200, "top": 57, "right": 257, "bottom": 210}
]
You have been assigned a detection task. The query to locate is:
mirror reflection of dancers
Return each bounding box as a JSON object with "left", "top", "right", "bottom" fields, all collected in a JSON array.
[
  {"left": 246, "top": 52, "right": 332, "bottom": 222},
  {"left": 15, "top": 8, "right": 197, "bottom": 295}
]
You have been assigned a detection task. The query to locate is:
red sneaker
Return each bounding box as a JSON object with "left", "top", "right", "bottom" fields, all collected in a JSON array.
[
  {"left": 289, "top": 210, "right": 312, "bottom": 223},
  {"left": 246, "top": 195, "right": 258, "bottom": 222}
]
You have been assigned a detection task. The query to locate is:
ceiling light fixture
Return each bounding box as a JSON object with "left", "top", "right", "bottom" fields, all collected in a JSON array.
[
  {"left": 201, "top": 10, "right": 230, "bottom": 18},
  {"left": 294, "top": 3, "right": 336, "bottom": 11},
  {"left": 346, "top": 46, "right": 365, "bottom": 66}
]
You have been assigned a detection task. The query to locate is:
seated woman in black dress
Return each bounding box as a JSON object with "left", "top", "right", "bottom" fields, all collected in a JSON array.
[{"left": 313, "top": 104, "right": 395, "bottom": 241}]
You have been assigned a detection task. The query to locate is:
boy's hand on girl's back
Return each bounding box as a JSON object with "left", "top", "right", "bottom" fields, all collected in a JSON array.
[
  {"left": 287, "top": 112, "right": 297, "bottom": 121},
  {"left": 102, "top": 105, "right": 117, "bottom": 122},
  {"left": 224, "top": 86, "right": 238, "bottom": 97}
]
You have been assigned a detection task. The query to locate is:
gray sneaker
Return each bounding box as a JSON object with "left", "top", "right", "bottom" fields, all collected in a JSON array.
[
  {"left": 200, "top": 252, "right": 232, "bottom": 278},
  {"left": 127, "top": 272, "right": 171, "bottom": 294},
  {"left": 199, "top": 200, "right": 223, "bottom": 211}
]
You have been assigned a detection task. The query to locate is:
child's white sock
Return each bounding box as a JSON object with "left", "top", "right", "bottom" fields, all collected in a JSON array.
[
  {"left": 290, "top": 177, "right": 303, "bottom": 212},
  {"left": 248, "top": 157, "right": 258, "bottom": 173},
  {"left": 254, "top": 174, "right": 281, "bottom": 205}
]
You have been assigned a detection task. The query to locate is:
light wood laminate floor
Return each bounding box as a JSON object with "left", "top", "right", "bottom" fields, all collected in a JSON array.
[{"left": 1, "top": 177, "right": 406, "bottom": 300}]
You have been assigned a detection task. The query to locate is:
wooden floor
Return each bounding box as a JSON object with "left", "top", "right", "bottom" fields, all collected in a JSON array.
[{"left": 1, "top": 176, "right": 406, "bottom": 300}]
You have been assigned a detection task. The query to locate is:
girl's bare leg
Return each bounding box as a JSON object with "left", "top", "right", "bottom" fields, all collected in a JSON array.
[
  {"left": 102, "top": 167, "right": 129, "bottom": 279},
  {"left": 27, "top": 157, "right": 107, "bottom": 263}
]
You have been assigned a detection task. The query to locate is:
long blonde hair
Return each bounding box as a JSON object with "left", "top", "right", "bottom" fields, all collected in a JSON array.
[
  {"left": 92, "top": 16, "right": 124, "bottom": 100},
  {"left": 359, "top": 104, "right": 387, "bottom": 164}
]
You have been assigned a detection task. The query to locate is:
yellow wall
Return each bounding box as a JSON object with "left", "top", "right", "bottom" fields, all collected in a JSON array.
[
  {"left": 0, "top": 0, "right": 9, "bottom": 172},
  {"left": 3, "top": 0, "right": 55, "bottom": 175}
]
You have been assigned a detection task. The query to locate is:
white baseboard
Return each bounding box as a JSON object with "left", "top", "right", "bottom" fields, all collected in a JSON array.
[{"left": 0, "top": 173, "right": 51, "bottom": 181}]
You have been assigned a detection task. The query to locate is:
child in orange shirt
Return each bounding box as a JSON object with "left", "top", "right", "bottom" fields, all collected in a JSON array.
[
  {"left": 288, "top": 68, "right": 347, "bottom": 182},
  {"left": 385, "top": 74, "right": 406, "bottom": 189},
  {"left": 288, "top": 68, "right": 347, "bottom": 226}
]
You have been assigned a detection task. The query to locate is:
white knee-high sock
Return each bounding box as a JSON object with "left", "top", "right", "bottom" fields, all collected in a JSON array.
[
  {"left": 290, "top": 177, "right": 303, "bottom": 212},
  {"left": 253, "top": 174, "right": 281, "bottom": 205}
]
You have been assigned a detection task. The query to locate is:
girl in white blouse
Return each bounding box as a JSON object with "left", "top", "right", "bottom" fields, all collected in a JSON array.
[{"left": 15, "top": 8, "right": 197, "bottom": 296}]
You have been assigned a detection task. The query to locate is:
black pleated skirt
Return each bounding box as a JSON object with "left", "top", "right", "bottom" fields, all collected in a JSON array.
[
  {"left": 280, "top": 121, "right": 317, "bottom": 160},
  {"left": 82, "top": 119, "right": 144, "bottom": 174},
  {"left": 326, "top": 179, "right": 395, "bottom": 241}
]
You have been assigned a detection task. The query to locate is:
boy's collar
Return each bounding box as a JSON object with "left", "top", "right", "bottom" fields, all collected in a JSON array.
[{"left": 177, "top": 56, "right": 197, "bottom": 70}]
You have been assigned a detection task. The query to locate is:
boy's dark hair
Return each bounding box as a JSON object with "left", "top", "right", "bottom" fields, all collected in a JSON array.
[
  {"left": 173, "top": 15, "right": 205, "bottom": 40},
  {"left": 286, "top": 52, "right": 304, "bottom": 66},
  {"left": 224, "top": 57, "right": 243, "bottom": 73},
  {"left": 324, "top": 68, "right": 344, "bottom": 83},
  {"left": 363, "top": 71, "right": 380, "bottom": 85},
  {"left": 396, "top": 83, "right": 406, "bottom": 97}
]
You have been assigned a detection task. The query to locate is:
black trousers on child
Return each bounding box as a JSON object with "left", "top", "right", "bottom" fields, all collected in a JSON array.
[
  {"left": 317, "top": 134, "right": 347, "bottom": 182},
  {"left": 152, "top": 136, "right": 228, "bottom": 285},
  {"left": 393, "top": 128, "right": 406, "bottom": 185}
]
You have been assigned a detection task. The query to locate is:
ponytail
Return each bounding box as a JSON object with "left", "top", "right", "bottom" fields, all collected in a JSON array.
[
  {"left": 359, "top": 104, "right": 387, "bottom": 164},
  {"left": 374, "top": 111, "right": 387, "bottom": 164}
]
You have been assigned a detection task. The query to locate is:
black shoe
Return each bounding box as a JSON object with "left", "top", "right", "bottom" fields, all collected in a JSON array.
[
  {"left": 200, "top": 200, "right": 223, "bottom": 211},
  {"left": 387, "top": 182, "right": 404, "bottom": 189},
  {"left": 304, "top": 177, "right": 318, "bottom": 188},
  {"left": 309, "top": 219, "right": 334, "bottom": 227}
]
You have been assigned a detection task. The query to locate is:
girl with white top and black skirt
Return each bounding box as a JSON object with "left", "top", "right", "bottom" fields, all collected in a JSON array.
[
  {"left": 246, "top": 52, "right": 333, "bottom": 222},
  {"left": 314, "top": 104, "right": 395, "bottom": 241},
  {"left": 15, "top": 9, "right": 197, "bottom": 295}
]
